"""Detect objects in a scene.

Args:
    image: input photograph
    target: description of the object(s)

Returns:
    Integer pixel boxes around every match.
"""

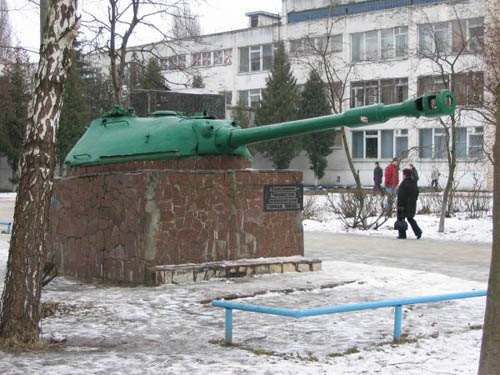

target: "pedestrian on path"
[384,158,399,211]
[373,162,383,192]
[431,166,440,190]
[396,168,422,240]
[409,163,419,185]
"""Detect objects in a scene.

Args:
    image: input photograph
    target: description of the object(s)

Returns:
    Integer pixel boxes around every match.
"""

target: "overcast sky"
[7,0,282,60]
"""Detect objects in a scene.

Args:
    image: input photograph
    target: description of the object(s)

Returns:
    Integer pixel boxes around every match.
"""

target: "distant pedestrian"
[373,162,383,191]
[384,158,399,211]
[431,166,440,190]
[409,164,419,185]
[396,168,422,240]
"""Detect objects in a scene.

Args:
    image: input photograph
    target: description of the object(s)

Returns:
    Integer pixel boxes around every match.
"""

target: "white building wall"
[141,0,491,190]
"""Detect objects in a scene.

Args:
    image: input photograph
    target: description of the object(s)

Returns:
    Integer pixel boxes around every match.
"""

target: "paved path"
[305,231,491,283]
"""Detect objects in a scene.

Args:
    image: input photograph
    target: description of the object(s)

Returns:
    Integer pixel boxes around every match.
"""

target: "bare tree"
[418,4,485,232]
[0,0,11,60]
[0,0,77,346]
[170,1,200,39]
[82,0,198,107]
[290,2,357,184]
[478,0,500,372]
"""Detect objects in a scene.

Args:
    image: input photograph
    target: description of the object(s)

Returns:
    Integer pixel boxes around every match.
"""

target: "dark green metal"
[64,90,456,167]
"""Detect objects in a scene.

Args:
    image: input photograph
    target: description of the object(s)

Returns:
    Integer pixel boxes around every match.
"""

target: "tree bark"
[0,0,77,345]
[478,86,500,375]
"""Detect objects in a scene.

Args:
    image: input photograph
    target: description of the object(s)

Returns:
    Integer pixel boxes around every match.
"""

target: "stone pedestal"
[49,156,304,284]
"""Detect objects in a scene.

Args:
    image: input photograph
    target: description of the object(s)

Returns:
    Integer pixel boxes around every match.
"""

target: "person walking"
[396,168,422,239]
[384,158,399,211]
[373,162,383,192]
[409,163,419,185]
[431,166,440,190]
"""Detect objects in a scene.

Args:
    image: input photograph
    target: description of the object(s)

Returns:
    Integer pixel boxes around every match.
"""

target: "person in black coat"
[396,168,423,239]
[373,162,383,191]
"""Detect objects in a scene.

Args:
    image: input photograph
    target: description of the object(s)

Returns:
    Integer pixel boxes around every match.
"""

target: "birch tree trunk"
[478,86,500,375]
[0,0,77,345]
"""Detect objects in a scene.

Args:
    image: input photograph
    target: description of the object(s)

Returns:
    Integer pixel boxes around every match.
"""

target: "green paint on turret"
[65,90,456,167]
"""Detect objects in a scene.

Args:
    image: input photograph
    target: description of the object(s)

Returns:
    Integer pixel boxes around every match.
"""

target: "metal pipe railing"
[212,290,487,345]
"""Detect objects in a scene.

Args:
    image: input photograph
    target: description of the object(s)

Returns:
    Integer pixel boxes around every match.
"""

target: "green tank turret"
[64,90,456,167]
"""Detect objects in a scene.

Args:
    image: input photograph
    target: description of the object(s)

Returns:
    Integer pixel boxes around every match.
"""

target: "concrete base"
[145,256,322,286]
[50,156,304,284]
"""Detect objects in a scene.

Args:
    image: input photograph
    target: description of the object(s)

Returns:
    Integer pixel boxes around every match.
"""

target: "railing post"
[225,308,233,345]
[393,305,402,341]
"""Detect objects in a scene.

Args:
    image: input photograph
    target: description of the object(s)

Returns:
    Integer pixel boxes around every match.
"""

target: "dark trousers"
[398,216,422,239]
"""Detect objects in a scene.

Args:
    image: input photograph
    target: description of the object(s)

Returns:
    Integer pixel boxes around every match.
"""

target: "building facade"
[108,0,493,190]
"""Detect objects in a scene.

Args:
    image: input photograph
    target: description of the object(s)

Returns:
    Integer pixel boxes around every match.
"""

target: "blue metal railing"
[213,290,487,344]
[0,221,12,234]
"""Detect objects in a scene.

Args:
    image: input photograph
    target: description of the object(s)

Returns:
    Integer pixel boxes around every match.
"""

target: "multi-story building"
[110,0,494,190]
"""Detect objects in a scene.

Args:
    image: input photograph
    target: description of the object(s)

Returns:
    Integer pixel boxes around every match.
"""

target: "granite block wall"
[50,157,304,283]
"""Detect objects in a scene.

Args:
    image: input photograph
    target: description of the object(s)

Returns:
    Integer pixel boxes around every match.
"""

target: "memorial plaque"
[263,184,303,212]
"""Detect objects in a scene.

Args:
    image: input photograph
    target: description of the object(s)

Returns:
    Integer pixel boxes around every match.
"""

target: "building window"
[191,49,232,69]
[352,131,364,158]
[351,129,408,159]
[161,55,186,71]
[289,34,342,56]
[365,130,378,159]
[202,52,211,66]
[239,44,277,73]
[250,46,261,71]
[395,129,409,158]
[351,26,408,62]
[418,18,484,55]
[468,126,484,159]
[419,127,477,159]
[213,50,223,65]
[262,44,273,70]
[223,49,233,64]
[317,34,342,53]
[220,91,233,105]
[251,15,259,28]
[418,72,483,106]
[351,78,408,108]
[238,89,262,107]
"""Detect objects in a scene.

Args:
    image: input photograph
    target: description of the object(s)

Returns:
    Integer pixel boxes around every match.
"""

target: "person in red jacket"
[384,158,399,211]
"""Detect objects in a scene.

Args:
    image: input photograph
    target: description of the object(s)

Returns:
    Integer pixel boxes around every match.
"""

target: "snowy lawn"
[0,237,487,374]
[303,194,493,244]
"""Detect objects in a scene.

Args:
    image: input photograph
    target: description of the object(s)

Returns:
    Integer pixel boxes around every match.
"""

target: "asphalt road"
[305,231,492,283]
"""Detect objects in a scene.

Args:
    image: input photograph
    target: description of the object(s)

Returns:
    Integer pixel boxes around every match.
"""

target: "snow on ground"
[0,192,491,373]
[0,238,487,374]
[303,194,493,244]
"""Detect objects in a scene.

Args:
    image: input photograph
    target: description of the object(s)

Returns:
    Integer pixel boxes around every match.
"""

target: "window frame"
[351,129,408,160]
[238,89,263,108]
[351,26,408,62]
[418,17,485,56]
[239,44,276,74]
[418,127,482,160]
[351,78,408,108]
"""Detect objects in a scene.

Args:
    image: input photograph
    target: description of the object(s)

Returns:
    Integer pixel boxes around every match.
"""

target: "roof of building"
[244,11,281,19]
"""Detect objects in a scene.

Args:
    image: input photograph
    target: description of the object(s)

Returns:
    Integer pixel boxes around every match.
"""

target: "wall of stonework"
[49,157,304,284]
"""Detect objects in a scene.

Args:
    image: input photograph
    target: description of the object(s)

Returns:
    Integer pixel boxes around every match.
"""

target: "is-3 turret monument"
[50,90,456,284]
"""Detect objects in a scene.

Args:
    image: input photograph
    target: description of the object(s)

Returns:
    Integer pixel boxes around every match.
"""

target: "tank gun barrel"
[64,90,456,167]
[225,90,456,149]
